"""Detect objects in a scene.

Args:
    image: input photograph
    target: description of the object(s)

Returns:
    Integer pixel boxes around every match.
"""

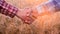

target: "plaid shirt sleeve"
[0,0,18,18]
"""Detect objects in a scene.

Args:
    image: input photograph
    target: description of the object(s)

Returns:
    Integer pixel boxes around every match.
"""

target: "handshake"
[16,7,39,24]
[0,0,57,24]
[0,0,39,24]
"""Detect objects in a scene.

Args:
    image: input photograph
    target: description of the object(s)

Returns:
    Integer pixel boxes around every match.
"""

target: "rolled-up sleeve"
[0,0,18,18]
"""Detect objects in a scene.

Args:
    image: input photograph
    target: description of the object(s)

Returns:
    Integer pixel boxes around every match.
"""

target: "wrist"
[16,9,22,18]
[32,7,39,18]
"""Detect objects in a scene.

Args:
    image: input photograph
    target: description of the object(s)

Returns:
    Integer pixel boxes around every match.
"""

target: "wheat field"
[0,0,60,34]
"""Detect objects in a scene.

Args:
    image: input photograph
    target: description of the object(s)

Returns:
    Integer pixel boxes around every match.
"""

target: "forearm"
[35,0,60,15]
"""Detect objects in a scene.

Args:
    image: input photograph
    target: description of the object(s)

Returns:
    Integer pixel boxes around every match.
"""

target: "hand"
[16,7,38,24]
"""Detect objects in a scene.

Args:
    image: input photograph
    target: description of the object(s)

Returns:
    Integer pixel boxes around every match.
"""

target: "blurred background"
[0,0,60,34]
